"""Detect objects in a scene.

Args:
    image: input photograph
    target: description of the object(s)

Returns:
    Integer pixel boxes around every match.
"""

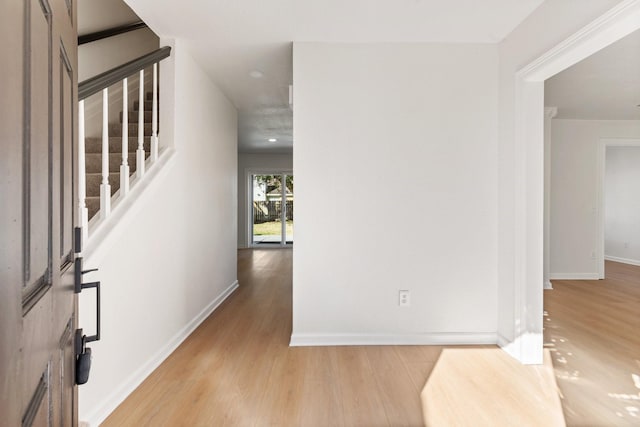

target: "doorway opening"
[510,1,640,365]
[251,173,293,246]
[533,15,640,424]
[544,27,640,285]
[599,140,640,274]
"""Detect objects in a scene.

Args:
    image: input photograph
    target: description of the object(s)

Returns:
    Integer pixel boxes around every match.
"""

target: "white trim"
[80,280,239,427]
[518,0,640,82]
[246,168,253,248]
[549,273,600,280]
[543,107,557,293]
[597,138,640,279]
[510,0,640,365]
[543,280,553,290]
[502,333,544,365]
[289,332,497,347]
[605,255,640,267]
[498,332,521,361]
[496,332,510,349]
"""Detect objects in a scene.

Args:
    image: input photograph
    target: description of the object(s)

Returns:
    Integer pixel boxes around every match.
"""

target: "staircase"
[84,92,155,219]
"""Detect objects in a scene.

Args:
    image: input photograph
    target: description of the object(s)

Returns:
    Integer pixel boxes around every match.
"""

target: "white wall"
[78,29,159,82]
[78,0,160,137]
[237,153,293,248]
[79,39,238,425]
[496,0,624,348]
[292,43,498,344]
[78,0,159,81]
[605,145,640,265]
[549,120,640,278]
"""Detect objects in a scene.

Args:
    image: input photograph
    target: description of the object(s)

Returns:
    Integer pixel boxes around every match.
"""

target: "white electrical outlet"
[399,290,410,307]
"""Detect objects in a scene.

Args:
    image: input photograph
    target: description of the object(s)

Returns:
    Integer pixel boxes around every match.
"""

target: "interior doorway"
[538,16,640,420]
[599,140,640,273]
[251,173,294,246]
[510,2,640,364]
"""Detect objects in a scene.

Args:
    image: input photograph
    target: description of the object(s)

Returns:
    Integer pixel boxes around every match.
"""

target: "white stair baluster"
[120,78,130,196]
[151,63,158,162]
[136,70,145,178]
[100,88,111,219]
[78,100,89,242]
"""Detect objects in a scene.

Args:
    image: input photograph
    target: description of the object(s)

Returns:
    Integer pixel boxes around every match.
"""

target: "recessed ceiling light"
[268,138,277,142]
[249,70,263,79]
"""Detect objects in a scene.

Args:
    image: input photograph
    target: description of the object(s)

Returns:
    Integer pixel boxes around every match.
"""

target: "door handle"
[74,257,101,343]
[73,257,101,385]
[73,228,101,385]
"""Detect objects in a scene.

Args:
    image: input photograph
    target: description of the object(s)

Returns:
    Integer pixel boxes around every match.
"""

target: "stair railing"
[78,46,171,241]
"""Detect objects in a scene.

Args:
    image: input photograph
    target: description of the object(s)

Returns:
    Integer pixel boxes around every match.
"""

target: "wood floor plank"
[421,348,565,427]
[296,346,346,427]
[102,249,579,427]
[334,346,390,426]
[545,260,640,427]
[365,346,425,426]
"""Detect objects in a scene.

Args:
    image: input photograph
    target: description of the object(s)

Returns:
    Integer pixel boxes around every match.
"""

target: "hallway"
[545,261,640,426]
[102,249,433,426]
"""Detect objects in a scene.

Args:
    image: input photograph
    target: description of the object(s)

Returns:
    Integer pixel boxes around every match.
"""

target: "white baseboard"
[289,332,497,347]
[81,280,239,427]
[497,332,519,361]
[496,332,510,349]
[497,332,544,365]
[503,334,543,365]
[605,255,640,267]
[544,280,553,290]
[549,273,599,280]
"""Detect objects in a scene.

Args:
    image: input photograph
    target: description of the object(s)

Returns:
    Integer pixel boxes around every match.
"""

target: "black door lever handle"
[74,258,98,292]
[73,228,101,386]
[74,257,101,342]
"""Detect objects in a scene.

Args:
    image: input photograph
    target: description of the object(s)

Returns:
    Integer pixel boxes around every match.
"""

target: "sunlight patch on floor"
[421,347,565,427]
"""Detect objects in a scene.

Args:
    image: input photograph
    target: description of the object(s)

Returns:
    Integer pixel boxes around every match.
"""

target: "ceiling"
[545,28,640,120]
[123,0,545,153]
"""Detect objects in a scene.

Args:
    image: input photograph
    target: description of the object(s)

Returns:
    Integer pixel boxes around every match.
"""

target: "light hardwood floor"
[103,249,574,426]
[103,249,437,426]
[545,260,640,426]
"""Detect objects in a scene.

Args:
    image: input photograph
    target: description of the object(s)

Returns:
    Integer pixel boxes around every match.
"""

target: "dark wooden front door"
[1,0,78,425]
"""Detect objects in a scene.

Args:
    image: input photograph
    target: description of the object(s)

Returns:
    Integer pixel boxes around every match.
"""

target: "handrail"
[78,46,171,100]
[78,21,148,45]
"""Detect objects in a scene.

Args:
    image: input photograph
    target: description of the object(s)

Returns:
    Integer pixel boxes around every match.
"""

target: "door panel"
[22,369,51,427]
[0,1,26,423]
[24,0,52,302]
[1,0,78,425]
[59,44,74,267]
[59,318,75,426]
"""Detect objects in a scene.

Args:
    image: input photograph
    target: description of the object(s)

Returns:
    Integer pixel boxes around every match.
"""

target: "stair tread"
[85,137,151,154]
[84,87,159,220]
[109,122,153,137]
[85,152,139,155]
[121,111,153,123]
[85,172,120,176]
[84,152,141,173]
[133,100,157,111]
